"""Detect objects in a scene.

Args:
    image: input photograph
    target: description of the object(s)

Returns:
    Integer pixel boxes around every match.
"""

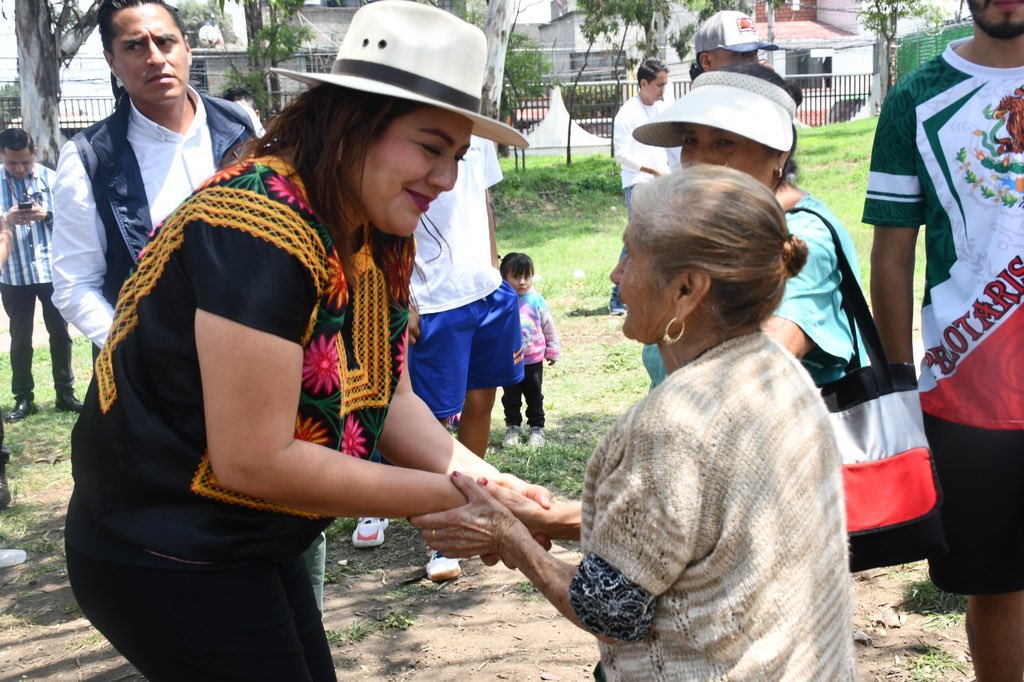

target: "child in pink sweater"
[499,253,560,448]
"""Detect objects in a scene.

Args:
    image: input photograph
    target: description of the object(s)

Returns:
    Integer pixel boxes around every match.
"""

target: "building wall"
[295,7,358,48]
[755,2,819,23]
[816,0,865,34]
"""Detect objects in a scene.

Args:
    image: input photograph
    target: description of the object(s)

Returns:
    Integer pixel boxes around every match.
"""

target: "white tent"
[523,88,611,157]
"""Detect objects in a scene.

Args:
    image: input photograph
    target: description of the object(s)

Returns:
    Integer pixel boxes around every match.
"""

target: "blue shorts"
[409,281,524,419]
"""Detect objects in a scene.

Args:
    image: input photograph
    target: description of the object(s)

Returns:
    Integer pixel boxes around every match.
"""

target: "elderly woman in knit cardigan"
[413,166,856,681]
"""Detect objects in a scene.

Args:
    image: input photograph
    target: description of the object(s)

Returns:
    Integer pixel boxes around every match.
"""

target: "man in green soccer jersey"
[864,2,1024,678]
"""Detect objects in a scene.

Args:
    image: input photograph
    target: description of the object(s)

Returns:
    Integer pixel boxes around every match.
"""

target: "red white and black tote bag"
[789,208,947,572]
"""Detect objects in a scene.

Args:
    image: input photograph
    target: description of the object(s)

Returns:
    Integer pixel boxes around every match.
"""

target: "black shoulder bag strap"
[786,207,894,393]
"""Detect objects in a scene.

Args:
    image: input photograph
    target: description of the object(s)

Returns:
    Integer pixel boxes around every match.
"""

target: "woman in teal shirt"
[635,62,864,389]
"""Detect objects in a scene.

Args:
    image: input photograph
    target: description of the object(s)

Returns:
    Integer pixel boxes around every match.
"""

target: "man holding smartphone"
[0,128,82,423]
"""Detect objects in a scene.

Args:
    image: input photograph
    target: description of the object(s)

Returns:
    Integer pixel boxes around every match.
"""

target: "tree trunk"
[612,28,628,159]
[16,0,62,167]
[566,41,596,167]
[481,0,513,121]
[244,0,269,100]
[886,11,898,95]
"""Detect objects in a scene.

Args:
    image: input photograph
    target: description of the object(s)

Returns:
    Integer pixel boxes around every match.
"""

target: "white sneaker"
[528,427,546,448]
[502,425,522,448]
[425,550,461,582]
[352,517,389,548]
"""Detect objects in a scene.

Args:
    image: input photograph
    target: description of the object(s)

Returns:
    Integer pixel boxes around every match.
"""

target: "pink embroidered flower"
[294,415,329,445]
[394,331,407,378]
[302,334,340,395]
[341,414,368,458]
[267,174,313,214]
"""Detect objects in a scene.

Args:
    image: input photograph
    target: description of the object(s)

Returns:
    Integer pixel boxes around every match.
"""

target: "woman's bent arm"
[197,310,466,518]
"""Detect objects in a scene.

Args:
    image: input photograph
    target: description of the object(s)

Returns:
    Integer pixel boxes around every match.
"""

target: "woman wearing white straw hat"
[63,2,543,679]
[631,62,865,389]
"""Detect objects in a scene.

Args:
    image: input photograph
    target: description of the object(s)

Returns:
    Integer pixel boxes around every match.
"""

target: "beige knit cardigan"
[581,332,855,681]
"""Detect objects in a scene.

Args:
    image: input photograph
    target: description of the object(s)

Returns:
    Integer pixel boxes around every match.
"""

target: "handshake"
[410,471,579,570]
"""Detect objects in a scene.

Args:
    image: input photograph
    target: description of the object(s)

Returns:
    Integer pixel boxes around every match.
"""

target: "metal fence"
[0,96,117,138]
[1,72,873,140]
[512,73,873,137]
[788,73,873,127]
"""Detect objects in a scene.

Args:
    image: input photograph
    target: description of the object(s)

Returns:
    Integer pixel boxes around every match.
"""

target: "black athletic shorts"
[924,413,1024,595]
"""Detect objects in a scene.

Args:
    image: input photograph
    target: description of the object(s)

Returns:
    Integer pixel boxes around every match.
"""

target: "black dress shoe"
[6,399,37,423]
[55,393,84,413]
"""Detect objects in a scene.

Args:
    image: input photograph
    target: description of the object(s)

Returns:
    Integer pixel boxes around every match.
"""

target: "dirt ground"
[0,476,973,682]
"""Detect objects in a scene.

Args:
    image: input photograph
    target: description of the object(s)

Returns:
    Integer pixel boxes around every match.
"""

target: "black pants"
[0,282,74,401]
[66,546,336,681]
[923,413,1024,595]
[502,361,545,428]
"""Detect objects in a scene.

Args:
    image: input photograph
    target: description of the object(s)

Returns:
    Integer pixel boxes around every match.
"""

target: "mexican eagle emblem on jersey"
[957,85,1024,208]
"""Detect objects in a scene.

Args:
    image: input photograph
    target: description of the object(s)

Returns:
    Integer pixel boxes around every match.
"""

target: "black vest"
[71,95,254,305]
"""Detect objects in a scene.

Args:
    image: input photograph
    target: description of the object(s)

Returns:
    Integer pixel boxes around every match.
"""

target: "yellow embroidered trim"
[338,244,393,414]
[190,452,323,519]
[96,184,329,413]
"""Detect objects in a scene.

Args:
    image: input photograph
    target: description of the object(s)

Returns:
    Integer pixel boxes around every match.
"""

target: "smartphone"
[17,200,32,210]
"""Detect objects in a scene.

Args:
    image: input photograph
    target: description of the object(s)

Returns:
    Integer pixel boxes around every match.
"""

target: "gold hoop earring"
[662,317,685,345]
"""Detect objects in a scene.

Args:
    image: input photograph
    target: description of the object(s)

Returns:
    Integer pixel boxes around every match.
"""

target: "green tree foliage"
[861,0,943,94]
[561,0,672,164]
[226,0,312,113]
[501,32,554,128]
[578,0,674,71]
[178,0,238,46]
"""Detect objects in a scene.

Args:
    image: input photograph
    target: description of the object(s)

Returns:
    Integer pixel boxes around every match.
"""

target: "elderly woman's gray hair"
[630,165,808,332]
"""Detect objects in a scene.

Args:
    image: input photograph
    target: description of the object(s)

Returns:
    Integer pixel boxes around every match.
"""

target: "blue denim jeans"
[609,185,636,308]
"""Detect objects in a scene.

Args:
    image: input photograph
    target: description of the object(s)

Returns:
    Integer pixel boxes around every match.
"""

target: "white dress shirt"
[613,95,678,189]
[51,88,215,348]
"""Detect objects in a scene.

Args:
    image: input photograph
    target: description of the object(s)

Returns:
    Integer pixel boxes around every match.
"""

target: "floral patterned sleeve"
[568,553,657,642]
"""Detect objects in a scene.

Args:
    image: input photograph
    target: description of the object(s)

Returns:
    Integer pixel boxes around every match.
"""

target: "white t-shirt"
[613,95,676,189]
[410,135,503,314]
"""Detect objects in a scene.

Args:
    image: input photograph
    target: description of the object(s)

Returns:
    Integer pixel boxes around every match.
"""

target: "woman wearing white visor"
[633,63,864,389]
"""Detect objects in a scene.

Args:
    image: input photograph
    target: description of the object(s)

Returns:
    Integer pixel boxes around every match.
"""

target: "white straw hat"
[632,71,796,152]
[272,1,527,148]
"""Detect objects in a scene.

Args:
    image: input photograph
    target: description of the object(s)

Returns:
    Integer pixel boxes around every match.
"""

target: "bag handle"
[785,207,895,393]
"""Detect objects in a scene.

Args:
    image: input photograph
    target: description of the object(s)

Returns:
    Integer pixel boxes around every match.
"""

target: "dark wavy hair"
[238,87,422,268]
[98,0,187,53]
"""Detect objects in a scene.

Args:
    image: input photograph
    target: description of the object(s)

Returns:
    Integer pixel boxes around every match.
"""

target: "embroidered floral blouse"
[65,159,414,566]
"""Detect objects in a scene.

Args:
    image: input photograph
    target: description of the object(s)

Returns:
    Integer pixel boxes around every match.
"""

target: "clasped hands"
[411,471,553,568]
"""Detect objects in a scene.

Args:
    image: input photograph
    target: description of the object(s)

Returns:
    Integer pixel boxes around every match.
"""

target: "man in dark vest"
[51,0,253,348]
